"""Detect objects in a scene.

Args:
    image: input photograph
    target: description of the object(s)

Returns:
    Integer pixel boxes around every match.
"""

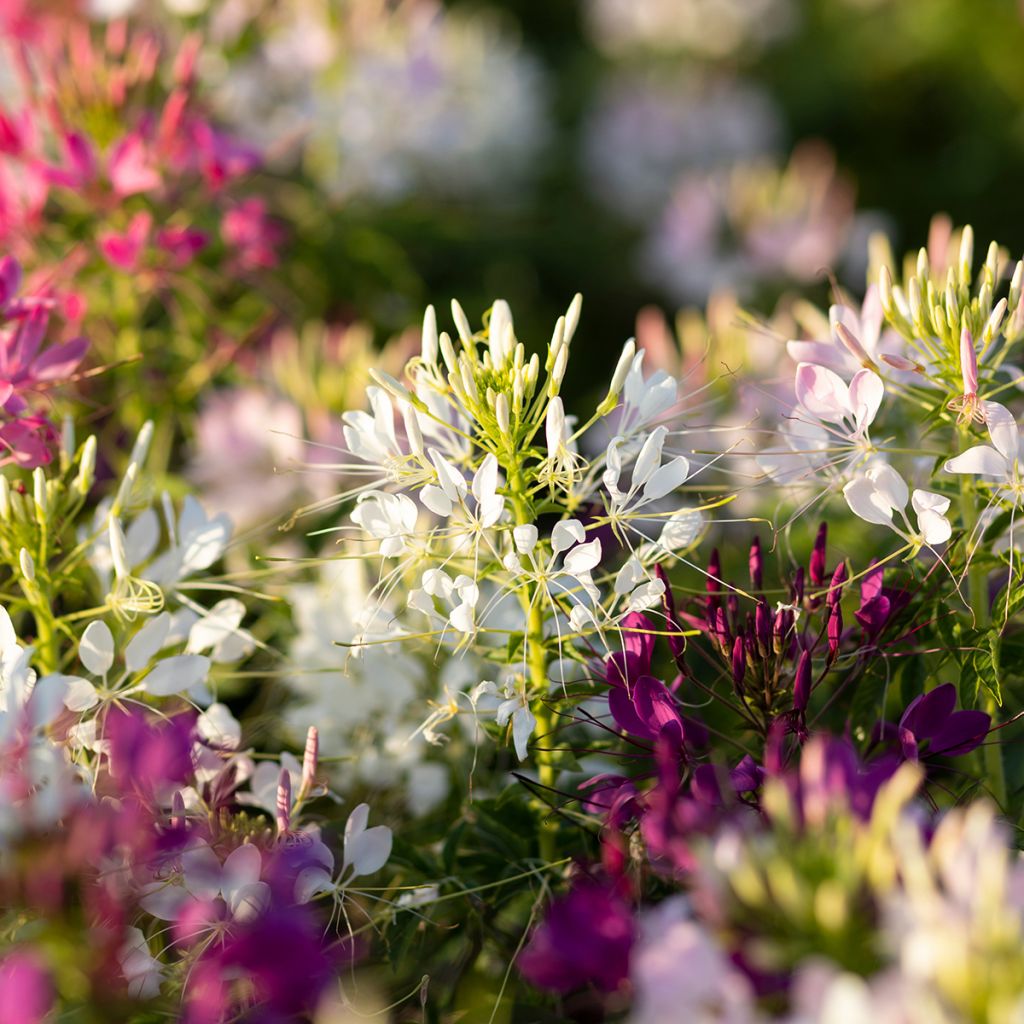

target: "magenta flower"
[0,951,52,1024]
[519,877,634,994]
[221,199,284,271]
[895,683,990,761]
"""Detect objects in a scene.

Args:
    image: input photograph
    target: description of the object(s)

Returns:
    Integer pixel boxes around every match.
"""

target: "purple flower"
[519,877,634,994]
[895,683,990,761]
[854,561,910,639]
[105,708,195,803]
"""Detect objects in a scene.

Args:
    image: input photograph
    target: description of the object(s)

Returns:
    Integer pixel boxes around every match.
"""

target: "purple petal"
[899,683,957,740]
[930,710,991,757]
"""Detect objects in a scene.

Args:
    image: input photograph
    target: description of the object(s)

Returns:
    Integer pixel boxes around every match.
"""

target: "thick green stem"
[958,448,1007,810]
[507,457,558,862]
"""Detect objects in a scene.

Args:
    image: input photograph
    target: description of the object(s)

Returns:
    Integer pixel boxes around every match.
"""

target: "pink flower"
[0,951,52,1024]
[99,211,153,272]
[108,134,162,197]
[220,199,283,271]
[156,225,209,268]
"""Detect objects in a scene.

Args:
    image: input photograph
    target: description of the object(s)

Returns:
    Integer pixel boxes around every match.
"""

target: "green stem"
[507,454,558,862]
[958,442,1007,810]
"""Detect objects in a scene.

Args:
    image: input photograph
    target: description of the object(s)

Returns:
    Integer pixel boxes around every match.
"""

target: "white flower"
[472,678,537,761]
[0,607,65,743]
[118,927,164,1000]
[294,804,392,904]
[843,465,952,548]
[944,402,1022,487]
[145,496,233,587]
[351,490,419,556]
[617,351,678,436]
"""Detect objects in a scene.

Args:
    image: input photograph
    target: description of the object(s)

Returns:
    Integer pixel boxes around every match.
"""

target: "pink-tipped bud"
[714,606,732,652]
[809,523,827,587]
[749,537,763,590]
[275,769,292,836]
[827,563,847,609]
[731,636,746,693]
[301,726,319,795]
[827,606,843,662]
[171,790,186,830]
[960,327,978,397]
[755,601,771,656]
[834,322,875,369]
[793,649,812,713]
[880,353,922,373]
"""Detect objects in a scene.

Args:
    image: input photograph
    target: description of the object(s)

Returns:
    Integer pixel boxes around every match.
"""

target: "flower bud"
[983,298,1007,347]
[713,606,731,652]
[958,224,974,286]
[439,331,457,374]
[301,726,319,797]
[109,517,130,580]
[827,562,847,609]
[32,467,46,521]
[495,392,510,435]
[755,601,771,657]
[959,327,978,396]
[810,523,827,587]
[731,635,746,693]
[1010,261,1024,314]
[61,415,75,469]
[275,769,292,835]
[130,420,154,468]
[75,435,97,496]
[19,547,34,583]
[451,299,473,345]
[749,536,763,590]
[793,649,812,713]
[791,567,805,605]
[880,353,921,372]
[834,322,875,369]
[421,305,438,365]
[0,476,9,521]
[827,605,843,662]
[608,340,636,399]
[564,293,583,344]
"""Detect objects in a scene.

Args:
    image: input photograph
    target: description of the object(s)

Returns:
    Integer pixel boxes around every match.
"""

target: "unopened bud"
[439,331,457,374]
[301,726,319,796]
[1010,261,1024,314]
[749,536,763,590]
[880,353,922,373]
[983,298,1007,345]
[421,305,438,365]
[564,293,583,344]
[548,346,568,396]
[959,327,978,396]
[731,635,746,693]
[495,392,510,435]
[19,547,34,583]
[834,322,875,369]
[985,240,999,287]
[0,476,9,521]
[827,606,843,662]
[130,420,154,468]
[75,435,97,496]
[111,462,138,517]
[546,316,565,371]
[810,523,827,587]
[61,415,75,469]
[32,467,46,521]
[958,225,974,286]
[450,299,473,345]
[793,649,812,713]
[275,769,292,835]
[609,340,636,399]
[369,369,414,407]
[827,562,847,609]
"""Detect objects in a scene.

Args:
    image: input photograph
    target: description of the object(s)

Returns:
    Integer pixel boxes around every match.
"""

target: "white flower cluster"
[341,295,708,761]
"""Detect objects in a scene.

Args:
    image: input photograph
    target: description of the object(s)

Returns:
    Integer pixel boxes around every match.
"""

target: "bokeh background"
[132,0,1024,394]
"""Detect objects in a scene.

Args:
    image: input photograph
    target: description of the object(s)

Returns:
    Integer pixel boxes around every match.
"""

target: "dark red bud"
[749,536,763,590]
[827,562,847,609]
[793,649,812,712]
[810,523,827,587]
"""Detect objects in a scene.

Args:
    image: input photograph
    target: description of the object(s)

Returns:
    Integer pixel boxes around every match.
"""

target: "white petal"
[29,673,74,726]
[633,427,667,487]
[512,705,536,761]
[196,702,241,749]
[229,881,270,922]
[513,524,538,554]
[186,599,245,655]
[911,489,951,517]
[563,538,602,575]
[794,362,851,423]
[344,825,392,878]
[140,654,211,696]
[843,477,896,526]
[124,613,171,672]
[656,509,703,551]
[221,843,263,896]
[59,674,100,713]
[80,620,115,676]
[642,456,690,503]
[551,519,586,553]
[944,444,1007,476]
[868,463,909,510]
[918,508,952,545]
[420,484,452,518]
[295,866,334,904]
[847,369,884,431]
[984,402,1020,463]
[472,454,499,505]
